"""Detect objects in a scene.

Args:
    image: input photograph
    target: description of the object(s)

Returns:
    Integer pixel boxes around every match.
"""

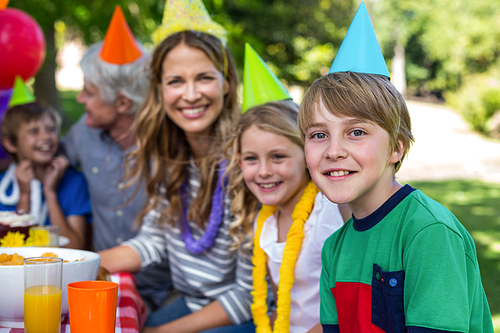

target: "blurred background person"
[61,6,171,313]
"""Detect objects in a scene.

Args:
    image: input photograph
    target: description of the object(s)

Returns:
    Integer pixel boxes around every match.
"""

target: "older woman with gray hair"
[61,13,172,312]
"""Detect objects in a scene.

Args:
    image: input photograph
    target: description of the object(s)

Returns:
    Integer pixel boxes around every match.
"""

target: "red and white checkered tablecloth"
[0,272,147,333]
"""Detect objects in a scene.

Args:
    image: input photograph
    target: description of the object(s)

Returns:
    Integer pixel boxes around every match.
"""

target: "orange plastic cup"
[67,281,118,333]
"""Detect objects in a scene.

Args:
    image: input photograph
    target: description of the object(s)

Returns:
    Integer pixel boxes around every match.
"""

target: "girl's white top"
[259,192,344,333]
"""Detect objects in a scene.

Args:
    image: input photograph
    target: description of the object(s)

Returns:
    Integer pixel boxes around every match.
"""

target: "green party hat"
[329,1,390,78]
[242,43,291,113]
[9,76,36,107]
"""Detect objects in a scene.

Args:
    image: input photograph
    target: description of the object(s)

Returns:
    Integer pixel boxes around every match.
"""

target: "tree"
[371,0,415,95]
[373,0,500,98]
[209,0,355,87]
[9,0,356,109]
[11,0,500,107]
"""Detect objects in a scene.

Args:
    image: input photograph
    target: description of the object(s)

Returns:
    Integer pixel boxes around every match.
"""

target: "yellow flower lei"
[0,231,27,247]
[251,180,319,333]
[32,228,51,246]
[0,228,43,247]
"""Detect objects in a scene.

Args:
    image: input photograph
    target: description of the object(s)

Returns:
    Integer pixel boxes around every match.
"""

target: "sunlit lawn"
[404,179,500,332]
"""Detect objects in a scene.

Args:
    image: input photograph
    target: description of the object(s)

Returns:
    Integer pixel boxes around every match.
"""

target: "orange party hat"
[0,0,9,10]
[100,5,142,65]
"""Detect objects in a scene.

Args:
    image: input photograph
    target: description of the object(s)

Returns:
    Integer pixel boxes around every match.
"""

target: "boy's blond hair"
[1,101,61,163]
[298,72,414,172]
[224,99,305,251]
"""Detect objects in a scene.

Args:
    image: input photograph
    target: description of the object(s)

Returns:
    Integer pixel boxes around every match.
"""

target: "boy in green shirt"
[297,2,494,332]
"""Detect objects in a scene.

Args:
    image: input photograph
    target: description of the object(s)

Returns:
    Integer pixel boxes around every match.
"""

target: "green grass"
[404,179,500,331]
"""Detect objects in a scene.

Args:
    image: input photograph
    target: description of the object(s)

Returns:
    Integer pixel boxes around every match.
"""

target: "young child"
[0,101,91,249]
[99,1,255,332]
[298,3,494,332]
[226,100,347,333]
[225,44,348,333]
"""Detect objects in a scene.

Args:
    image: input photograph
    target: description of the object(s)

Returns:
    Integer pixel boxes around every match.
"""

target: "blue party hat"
[329,1,390,78]
[242,43,291,113]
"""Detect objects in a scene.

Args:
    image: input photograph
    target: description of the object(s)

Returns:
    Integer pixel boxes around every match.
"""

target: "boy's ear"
[390,140,405,164]
[115,94,132,115]
[1,137,17,155]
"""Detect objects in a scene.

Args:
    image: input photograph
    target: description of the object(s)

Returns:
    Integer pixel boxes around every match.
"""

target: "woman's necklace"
[251,180,319,333]
[179,161,226,254]
[0,163,48,225]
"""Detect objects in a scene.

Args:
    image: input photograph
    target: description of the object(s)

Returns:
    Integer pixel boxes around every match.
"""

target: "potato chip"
[0,252,82,265]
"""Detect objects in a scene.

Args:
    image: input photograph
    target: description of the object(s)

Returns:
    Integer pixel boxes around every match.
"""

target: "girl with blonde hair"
[225,44,348,332]
[225,99,348,333]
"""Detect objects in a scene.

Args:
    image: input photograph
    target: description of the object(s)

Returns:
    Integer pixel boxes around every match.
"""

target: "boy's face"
[12,114,58,165]
[303,102,402,218]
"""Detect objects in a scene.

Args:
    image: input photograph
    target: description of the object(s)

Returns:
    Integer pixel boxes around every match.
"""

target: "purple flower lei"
[179,161,227,254]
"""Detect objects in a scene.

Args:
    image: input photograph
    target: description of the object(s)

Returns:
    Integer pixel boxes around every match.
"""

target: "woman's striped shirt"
[123,164,253,324]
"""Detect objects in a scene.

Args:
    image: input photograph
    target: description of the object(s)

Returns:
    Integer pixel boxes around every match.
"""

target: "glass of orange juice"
[24,257,63,333]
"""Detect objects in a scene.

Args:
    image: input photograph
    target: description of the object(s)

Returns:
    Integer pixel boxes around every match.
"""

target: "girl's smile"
[257,181,283,191]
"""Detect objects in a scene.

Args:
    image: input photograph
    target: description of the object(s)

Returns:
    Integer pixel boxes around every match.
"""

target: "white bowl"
[0,247,100,328]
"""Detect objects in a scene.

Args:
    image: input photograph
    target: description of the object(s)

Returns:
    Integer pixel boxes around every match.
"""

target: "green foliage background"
[7,0,500,105]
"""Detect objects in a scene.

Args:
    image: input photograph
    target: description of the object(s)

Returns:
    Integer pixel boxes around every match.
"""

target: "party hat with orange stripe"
[100,6,142,65]
[9,76,35,107]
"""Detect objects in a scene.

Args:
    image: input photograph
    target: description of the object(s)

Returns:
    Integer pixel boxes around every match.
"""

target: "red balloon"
[0,8,46,89]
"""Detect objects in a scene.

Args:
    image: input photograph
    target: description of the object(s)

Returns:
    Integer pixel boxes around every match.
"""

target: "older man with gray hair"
[62,7,171,312]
